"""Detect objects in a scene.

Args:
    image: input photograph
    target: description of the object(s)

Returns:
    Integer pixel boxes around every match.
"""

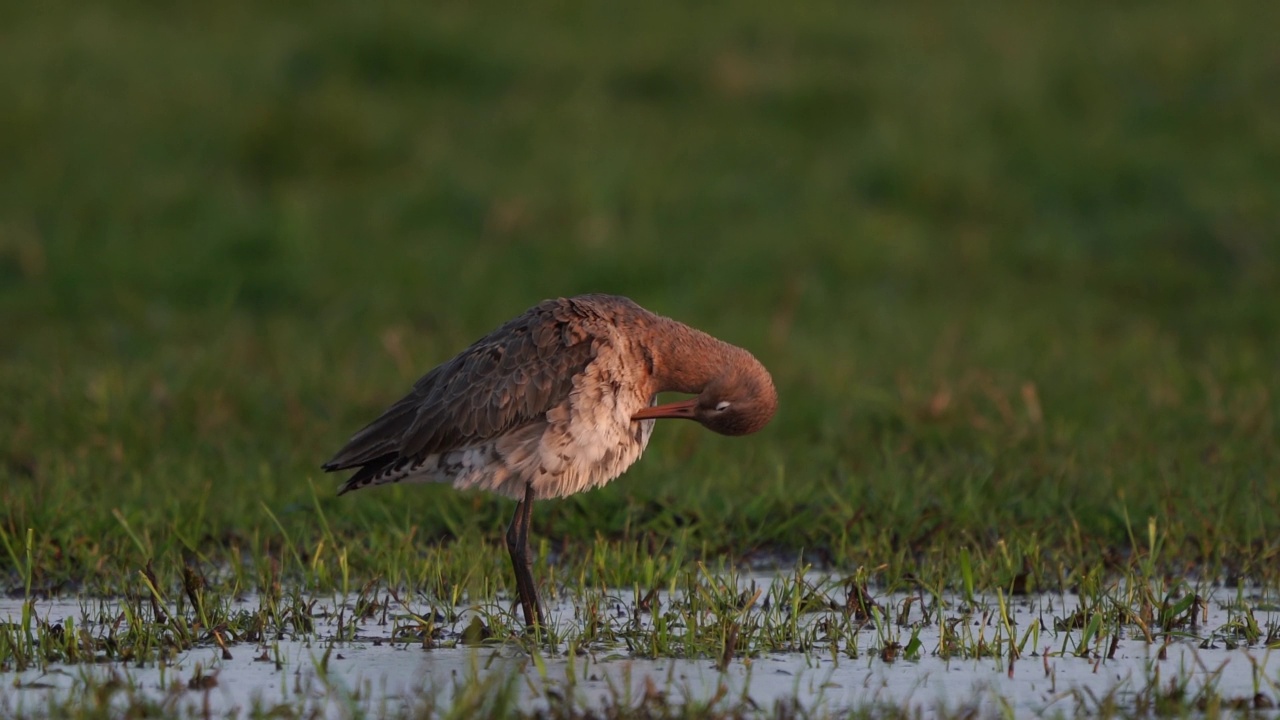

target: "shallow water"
[2,576,1278,717]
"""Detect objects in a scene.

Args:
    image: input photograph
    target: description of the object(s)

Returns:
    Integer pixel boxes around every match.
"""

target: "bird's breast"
[527,350,655,499]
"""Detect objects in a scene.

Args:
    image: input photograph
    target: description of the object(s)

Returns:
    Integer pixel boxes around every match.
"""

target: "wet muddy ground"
[3,576,1277,717]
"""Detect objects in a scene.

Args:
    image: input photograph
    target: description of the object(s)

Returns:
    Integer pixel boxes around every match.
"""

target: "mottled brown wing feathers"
[322,299,600,478]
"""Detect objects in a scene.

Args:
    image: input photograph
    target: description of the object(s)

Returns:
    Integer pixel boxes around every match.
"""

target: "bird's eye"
[714,401,732,412]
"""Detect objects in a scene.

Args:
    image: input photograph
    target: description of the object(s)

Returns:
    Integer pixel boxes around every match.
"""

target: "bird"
[322,294,778,629]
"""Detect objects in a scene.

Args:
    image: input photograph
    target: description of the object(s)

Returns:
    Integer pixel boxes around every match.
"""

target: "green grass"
[1,0,1278,637]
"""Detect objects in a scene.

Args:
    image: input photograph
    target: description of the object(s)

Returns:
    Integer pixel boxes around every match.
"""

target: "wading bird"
[323,294,777,628]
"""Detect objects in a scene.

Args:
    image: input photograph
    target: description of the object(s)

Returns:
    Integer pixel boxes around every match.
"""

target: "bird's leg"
[505,482,545,630]
[519,488,545,628]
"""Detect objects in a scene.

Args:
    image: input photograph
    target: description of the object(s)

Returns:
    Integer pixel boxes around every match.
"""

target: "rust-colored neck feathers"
[640,315,778,437]
[644,317,737,393]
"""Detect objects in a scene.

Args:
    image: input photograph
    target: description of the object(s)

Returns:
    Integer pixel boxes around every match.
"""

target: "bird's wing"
[322,299,600,473]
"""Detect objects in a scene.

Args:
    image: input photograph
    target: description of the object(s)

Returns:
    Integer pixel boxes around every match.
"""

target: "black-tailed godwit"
[323,294,777,628]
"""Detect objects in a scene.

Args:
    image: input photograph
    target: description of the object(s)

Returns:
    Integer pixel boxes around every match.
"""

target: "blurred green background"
[2,0,1277,588]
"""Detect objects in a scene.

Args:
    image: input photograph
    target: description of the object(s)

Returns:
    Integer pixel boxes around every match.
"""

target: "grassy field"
[2,0,1279,712]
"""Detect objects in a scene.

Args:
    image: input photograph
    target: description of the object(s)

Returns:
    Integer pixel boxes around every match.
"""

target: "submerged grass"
[1,0,1279,714]
[2,568,1278,717]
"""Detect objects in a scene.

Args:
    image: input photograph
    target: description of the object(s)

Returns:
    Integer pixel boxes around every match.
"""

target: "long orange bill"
[632,398,698,421]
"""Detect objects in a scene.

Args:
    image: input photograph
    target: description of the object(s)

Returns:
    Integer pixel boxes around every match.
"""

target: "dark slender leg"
[506,482,544,629]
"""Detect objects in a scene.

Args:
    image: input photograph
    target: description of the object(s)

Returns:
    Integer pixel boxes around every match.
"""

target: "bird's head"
[633,352,777,436]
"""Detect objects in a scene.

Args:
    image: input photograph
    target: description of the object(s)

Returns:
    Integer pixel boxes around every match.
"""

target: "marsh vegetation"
[2,0,1278,715]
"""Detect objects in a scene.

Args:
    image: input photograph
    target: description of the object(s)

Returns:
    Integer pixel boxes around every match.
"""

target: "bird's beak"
[632,398,698,421]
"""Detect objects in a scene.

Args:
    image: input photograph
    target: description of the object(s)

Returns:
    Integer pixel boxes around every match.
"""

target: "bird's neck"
[646,317,742,395]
